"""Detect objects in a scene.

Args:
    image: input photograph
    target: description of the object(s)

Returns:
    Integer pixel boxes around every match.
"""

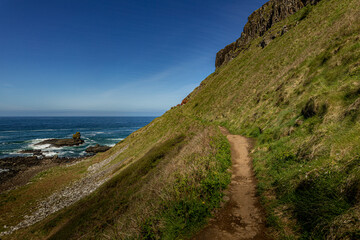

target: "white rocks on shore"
[0,145,128,236]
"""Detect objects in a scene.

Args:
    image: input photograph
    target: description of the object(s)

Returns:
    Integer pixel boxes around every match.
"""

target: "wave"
[27,139,64,152]
[9,151,32,156]
[42,151,58,157]
[108,138,124,141]
[30,129,65,132]
[0,129,72,133]
[0,168,9,173]
[33,144,52,150]
[27,139,50,150]
[0,140,28,146]
[84,131,105,137]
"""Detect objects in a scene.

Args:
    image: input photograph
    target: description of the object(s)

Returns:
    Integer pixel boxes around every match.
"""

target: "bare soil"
[193,128,270,240]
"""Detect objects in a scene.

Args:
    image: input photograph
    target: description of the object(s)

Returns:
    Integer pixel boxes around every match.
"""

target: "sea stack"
[36,132,84,147]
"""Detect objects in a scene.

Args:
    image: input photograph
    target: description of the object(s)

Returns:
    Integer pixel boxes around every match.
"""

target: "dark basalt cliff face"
[215,0,321,68]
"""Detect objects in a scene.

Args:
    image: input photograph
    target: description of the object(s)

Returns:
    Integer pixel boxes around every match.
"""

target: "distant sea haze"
[0,117,155,159]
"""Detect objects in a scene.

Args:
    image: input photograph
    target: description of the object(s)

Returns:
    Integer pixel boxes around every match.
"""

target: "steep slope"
[193,129,268,239]
[183,0,360,238]
[2,113,232,239]
[215,0,321,68]
[1,0,359,239]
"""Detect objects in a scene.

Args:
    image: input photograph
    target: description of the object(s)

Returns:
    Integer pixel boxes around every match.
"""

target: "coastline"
[0,155,89,193]
[0,116,153,160]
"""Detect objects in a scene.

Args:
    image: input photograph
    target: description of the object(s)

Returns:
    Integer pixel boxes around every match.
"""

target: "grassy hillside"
[2,0,359,239]
[4,112,232,239]
[181,0,360,238]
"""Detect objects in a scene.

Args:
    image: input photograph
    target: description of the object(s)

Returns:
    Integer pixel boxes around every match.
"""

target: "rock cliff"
[215,0,321,68]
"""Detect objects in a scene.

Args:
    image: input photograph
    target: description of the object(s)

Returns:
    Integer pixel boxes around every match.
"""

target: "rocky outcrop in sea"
[35,132,84,147]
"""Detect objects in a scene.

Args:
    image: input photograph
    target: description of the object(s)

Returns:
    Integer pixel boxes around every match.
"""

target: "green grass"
[3,0,360,239]
[138,134,231,239]
[44,135,186,239]
[179,0,360,238]
[6,115,232,239]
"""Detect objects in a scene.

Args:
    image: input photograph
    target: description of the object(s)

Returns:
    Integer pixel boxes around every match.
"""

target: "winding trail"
[193,128,269,240]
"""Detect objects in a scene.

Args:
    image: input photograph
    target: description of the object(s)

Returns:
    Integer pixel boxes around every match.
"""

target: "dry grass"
[2,0,360,239]
[106,128,216,238]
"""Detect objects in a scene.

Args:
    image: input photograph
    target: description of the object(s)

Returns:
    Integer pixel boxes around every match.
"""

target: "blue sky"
[0,0,267,116]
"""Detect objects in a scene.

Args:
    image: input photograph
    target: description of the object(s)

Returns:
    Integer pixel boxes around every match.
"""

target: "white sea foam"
[27,139,59,150]
[0,168,9,173]
[24,139,65,157]
[83,137,96,143]
[42,151,58,157]
[0,129,72,133]
[108,138,124,141]
[28,138,49,146]
[84,133,96,137]
[85,131,105,137]
[10,151,32,156]
[31,129,57,132]
[108,144,116,147]
[33,144,52,150]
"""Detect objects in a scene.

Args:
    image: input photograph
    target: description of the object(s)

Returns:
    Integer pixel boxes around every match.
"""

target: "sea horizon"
[0,116,155,160]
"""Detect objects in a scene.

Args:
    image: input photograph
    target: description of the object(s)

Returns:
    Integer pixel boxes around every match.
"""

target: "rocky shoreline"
[0,155,87,192]
[0,132,112,192]
[0,145,129,237]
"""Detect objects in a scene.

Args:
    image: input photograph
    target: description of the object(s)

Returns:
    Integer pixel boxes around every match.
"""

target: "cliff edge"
[215,0,321,68]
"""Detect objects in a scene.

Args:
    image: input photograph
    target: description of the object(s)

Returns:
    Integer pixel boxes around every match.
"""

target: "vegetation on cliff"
[185,0,360,238]
[1,0,359,239]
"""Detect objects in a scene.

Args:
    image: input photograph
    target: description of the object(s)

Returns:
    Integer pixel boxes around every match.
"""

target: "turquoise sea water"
[0,117,155,159]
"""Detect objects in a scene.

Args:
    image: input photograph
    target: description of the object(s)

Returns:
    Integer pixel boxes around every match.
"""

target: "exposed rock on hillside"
[215,0,321,68]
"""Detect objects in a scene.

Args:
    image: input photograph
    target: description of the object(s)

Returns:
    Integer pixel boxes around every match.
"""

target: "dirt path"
[193,128,269,240]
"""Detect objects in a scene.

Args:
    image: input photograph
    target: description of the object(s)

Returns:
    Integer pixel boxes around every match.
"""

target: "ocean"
[0,117,155,159]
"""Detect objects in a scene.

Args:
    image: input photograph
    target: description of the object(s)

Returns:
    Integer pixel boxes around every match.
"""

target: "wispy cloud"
[36,57,207,113]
